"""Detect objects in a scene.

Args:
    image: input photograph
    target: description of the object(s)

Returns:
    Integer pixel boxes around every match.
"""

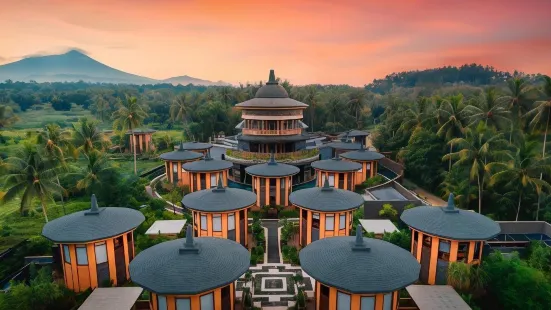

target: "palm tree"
[325,93,343,132]
[400,97,434,139]
[462,87,511,130]
[72,118,110,156]
[94,95,110,122]
[347,89,369,129]
[525,75,551,219]
[502,77,531,143]
[443,123,509,214]
[218,87,233,105]
[0,104,19,128]
[302,85,319,132]
[436,94,466,171]
[170,94,193,139]
[112,96,147,175]
[488,138,551,220]
[0,144,64,222]
[73,150,114,192]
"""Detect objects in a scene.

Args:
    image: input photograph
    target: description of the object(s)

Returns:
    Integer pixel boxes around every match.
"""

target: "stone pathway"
[262,220,281,264]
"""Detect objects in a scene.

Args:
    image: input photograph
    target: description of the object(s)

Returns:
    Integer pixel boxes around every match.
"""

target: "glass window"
[210,174,217,187]
[201,215,207,230]
[328,175,335,186]
[76,246,88,265]
[339,214,346,229]
[173,163,178,173]
[176,298,191,310]
[383,293,392,310]
[361,296,375,310]
[63,245,71,263]
[95,243,108,264]
[337,291,351,310]
[200,293,214,310]
[326,215,334,231]
[213,215,222,232]
[228,214,235,230]
[158,295,167,310]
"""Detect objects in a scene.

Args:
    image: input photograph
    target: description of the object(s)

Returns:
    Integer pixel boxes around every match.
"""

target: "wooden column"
[428,237,440,285]
[276,178,281,205]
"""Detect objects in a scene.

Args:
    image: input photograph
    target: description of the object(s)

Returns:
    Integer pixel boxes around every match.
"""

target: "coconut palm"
[94,95,110,122]
[504,76,531,121]
[170,94,194,140]
[436,94,466,171]
[488,138,551,220]
[347,89,369,129]
[0,144,64,222]
[325,93,344,132]
[218,87,233,105]
[399,97,434,138]
[112,96,147,175]
[302,85,320,132]
[462,87,511,130]
[72,150,114,192]
[72,118,110,156]
[443,122,509,214]
[0,104,19,128]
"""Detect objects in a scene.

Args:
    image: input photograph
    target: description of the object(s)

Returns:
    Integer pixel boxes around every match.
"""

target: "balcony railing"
[242,128,302,135]
[226,149,319,162]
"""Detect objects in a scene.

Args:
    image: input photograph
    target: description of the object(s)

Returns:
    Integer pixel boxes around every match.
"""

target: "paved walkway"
[404,179,446,206]
[262,220,281,264]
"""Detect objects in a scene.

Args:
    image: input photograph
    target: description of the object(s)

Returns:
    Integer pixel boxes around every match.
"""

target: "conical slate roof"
[42,195,145,243]
[160,141,203,161]
[312,153,362,172]
[180,141,213,151]
[245,153,300,177]
[182,151,232,172]
[400,194,501,240]
[181,178,256,212]
[341,144,385,161]
[338,129,370,138]
[289,178,364,212]
[130,226,250,295]
[300,225,420,294]
[235,70,308,108]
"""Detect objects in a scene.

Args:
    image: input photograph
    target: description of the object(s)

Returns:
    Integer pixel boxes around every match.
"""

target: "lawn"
[10,105,105,130]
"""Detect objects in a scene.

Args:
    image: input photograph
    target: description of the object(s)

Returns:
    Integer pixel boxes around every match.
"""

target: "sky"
[1,0,550,86]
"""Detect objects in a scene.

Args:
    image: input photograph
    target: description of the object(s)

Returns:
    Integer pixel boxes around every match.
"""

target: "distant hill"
[0,50,229,86]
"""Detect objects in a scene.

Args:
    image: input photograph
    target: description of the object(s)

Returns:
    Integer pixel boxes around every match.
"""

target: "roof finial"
[268,152,277,165]
[267,69,277,84]
[352,224,370,251]
[321,176,333,191]
[204,150,212,161]
[334,152,341,160]
[180,225,199,254]
[178,140,185,150]
[447,193,455,210]
[212,177,226,192]
[85,194,102,215]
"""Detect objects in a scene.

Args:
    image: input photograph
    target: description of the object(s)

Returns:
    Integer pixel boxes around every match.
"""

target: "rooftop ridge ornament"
[352,224,370,251]
[443,193,460,213]
[212,177,226,193]
[178,140,185,151]
[179,225,199,254]
[204,150,213,161]
[321,176,333,192]
[334,152,341,161]
[267,69,278,85]
[268,152,277,165]
[84,194,104,215]
[359,143,365,151]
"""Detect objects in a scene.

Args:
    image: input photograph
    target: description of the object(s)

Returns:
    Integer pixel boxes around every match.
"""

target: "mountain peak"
[62,49,88,57]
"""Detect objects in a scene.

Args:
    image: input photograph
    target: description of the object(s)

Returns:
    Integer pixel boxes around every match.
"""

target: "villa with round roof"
[289,178,364,246]
[181,152,232,192]
[130,226,250,310]
[341,144,385,185]
[180,141,213,156]
[400,194,501,285]
[160,142,203,186]
[181,179,256,247]
[42,195,145,292]
[300,225,420,310]
[245,153,299,208]
[312,153,362,190]
[126,128,156,154]
[338,129,370,148]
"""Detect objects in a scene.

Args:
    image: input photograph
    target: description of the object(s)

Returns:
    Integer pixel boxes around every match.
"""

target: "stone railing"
[226,149,319,162]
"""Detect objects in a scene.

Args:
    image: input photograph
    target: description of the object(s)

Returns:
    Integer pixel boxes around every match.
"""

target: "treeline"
[373,75,551,221]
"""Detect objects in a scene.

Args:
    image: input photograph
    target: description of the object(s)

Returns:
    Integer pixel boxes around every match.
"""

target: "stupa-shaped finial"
[267,69,277,84]
[352,224,370,251]
[443,193,460,213]
[321,176,333,191]
[204,150,213,161]
[212,177,225,192]
[180,225,199,254]
[268,152,277,165]
[178,140,185,150]
[85,194,102,215]
[334,152,341,160]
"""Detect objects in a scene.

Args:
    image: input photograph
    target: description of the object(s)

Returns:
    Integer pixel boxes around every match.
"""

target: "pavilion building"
[181,152,232,192]
[130,226,250,310]
[300,225,420,310]
[127,128,156,154]
[160,142,203,186]
[180,141,213,156]
[42,195,145,292]
[245,153,299,208]
[338,129,370,148]
[289,178,364,246]
[400,194,501,285]
[227,69,318,186]
[181,179,256,248]
[311,153,362,190]
[326,135,364,157]
[341,145,385,185]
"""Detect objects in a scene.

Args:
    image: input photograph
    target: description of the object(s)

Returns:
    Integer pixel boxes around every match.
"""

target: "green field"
[10,106,105,130]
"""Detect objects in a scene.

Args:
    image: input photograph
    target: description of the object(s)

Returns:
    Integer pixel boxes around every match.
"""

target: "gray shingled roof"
[181,179,256,212]
[180,141,213,151]
[289,178,364,212]
[130,226,250,295]
[181,152,232,172]
[245,154,300,177]
[400,194,501,240]
[160,142,203,161]
[338,129,370,138]
[235,70,308,108]
[326,141,363,151]
[341,145,385,161]
[42,195,145,243]
[300,226,420,294]
[311,154,362,172]
[237,134,310,143]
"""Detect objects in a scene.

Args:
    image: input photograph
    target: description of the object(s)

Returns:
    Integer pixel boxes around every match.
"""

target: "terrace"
[225,149,319,163]
[486,221,551,253]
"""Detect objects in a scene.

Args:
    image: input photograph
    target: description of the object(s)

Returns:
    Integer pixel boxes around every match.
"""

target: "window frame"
[213,214,222,232]
[63,245,71,264]
[76,245,88,265]
[200,214,208,231]
[200,292,214,310]
[337,291,351,310]
[339,214,346,230]
[325,215,335,231]
[176,297,191,310]
[95,242,108,264]
[228,213,235,231]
